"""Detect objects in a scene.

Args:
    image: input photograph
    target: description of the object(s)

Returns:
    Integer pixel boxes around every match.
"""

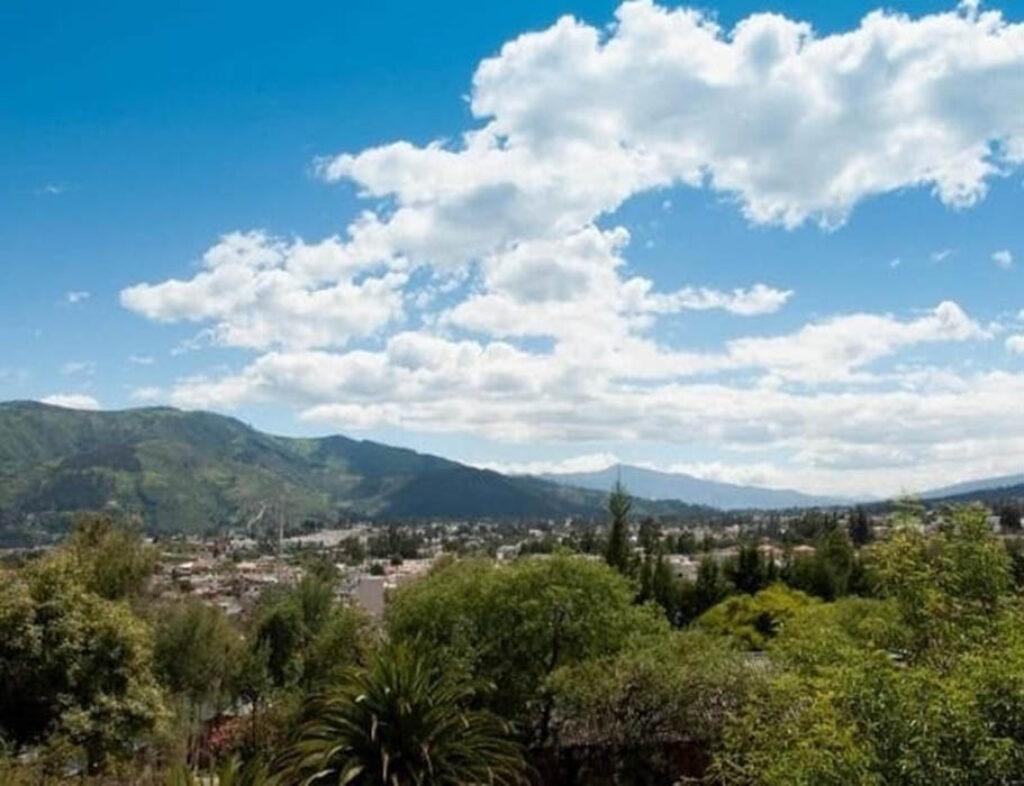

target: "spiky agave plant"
[274,644,527,785]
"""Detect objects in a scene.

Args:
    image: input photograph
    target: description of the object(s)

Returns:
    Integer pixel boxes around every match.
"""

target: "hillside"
[541,463,848,511]
[0,402,707,544]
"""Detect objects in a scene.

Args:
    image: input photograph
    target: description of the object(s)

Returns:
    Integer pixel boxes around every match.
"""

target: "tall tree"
[998,501,1022,533]
[604,481,633,576]
[154,599,241,763]
[848,506,873,546]
[728,541,766,595]
[651,551,676,618]
[695,557,729,613]
[638,517,662,554]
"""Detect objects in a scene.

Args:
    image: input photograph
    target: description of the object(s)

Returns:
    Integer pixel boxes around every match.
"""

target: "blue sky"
[1,0,1022,495]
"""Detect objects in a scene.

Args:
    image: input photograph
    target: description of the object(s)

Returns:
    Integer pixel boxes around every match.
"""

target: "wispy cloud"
[474,453,619,476]
[35,183,75,196]
[66,290,90,304]
[130,386,163,403]
[40,393,100,410]
[170,330,215,356]
[992,249,1014,269]
[60,360,96,376]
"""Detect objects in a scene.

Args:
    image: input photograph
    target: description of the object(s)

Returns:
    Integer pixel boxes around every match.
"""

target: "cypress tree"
[604,481,632,576]
[848,506,873,546]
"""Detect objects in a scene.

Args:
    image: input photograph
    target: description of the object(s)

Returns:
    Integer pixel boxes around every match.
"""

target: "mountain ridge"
[0,401,710,544]
[540,462,851,510]
[919,473,1024,500]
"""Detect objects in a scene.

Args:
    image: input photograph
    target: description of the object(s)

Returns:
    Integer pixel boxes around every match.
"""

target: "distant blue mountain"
[540,463,849,510]
[920,473,1024,500]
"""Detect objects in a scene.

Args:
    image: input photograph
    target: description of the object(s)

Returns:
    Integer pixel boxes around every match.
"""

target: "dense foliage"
[4,501,1024,784]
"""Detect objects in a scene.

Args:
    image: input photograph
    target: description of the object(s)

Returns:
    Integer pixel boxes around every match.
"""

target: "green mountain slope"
[0,401,707,543]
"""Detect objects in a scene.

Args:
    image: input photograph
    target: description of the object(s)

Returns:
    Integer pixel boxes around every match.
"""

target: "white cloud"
[441,226,789,345]
[724,301,988,383]
[125,3,1023,355]
[37,184,73,196]
[993,249,1014,268]
[121,1,1024,496]
[164,300,990,427]
[60,360,96,376]
[475,452,620,475]
[660,461,783,488]
[129,355,155,365]
[931,249,954,262]
[121,232,408,350]
[322,1,1024,239]
[66,290,90,304]
[646,283,792,316]
[40,393,101,410]
[130,386,164,403]
[1007,334,1024,354]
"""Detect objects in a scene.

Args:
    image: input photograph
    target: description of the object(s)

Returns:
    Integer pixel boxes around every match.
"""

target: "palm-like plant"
[165,755,269,786]
[274,644,528,785]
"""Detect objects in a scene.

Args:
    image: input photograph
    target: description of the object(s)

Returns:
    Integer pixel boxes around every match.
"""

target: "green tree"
[154,599,241,763]
[848,506,872,546]
[604,482,633,576]
[695,556,729,611]
[0,554,164,772]
[252,597,305,687]
[696,584,817,650]
[637,549,655,603]
[651,551,675,616]
[550,630,761,782]
[339,535,366,565]
[249,575,363,690]
[231,641,273,753]
[998,501,1022,533]
[873,504,1012,664]
[386,553,667,745]
[711,522,1024,786]
[712,672,880,786]
[786,529,857,601]
[727,541,766,595]
[155,599,240,707]
[274,645,527,786]
[302,604,373,689]
[637,517,661,554]
[66,513,157,601]
[1006,538,1024,590]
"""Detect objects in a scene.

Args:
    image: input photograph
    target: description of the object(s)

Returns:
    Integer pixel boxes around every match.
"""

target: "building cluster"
[140,503,1015,620]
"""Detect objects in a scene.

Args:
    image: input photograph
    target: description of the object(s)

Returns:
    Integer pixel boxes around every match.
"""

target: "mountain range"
[0,401,709,545]
[0,401,1019,546]
[540,463,850,511]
